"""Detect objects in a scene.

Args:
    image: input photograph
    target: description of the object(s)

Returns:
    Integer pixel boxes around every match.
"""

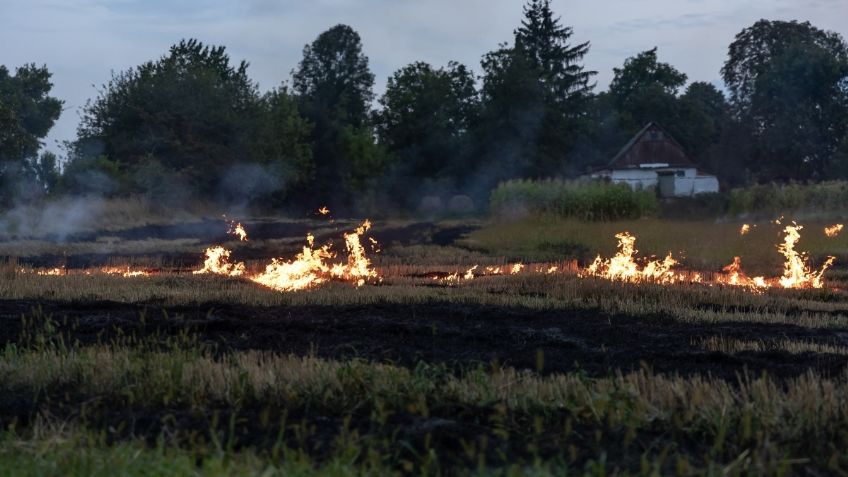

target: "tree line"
[2,0,847,213]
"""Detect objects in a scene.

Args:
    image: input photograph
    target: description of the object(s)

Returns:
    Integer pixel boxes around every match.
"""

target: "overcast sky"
[3,0,848,156]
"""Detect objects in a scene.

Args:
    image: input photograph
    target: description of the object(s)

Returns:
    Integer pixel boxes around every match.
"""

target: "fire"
[777,224,834,289]
[251,234,335,291]
[582,232,679,284]
[510,263,524,274]
[434,265,478,283]
[250,220,380,291]
[36,267,64,276]
[717,256,767,289]
[825,224,843,237]
[228,221,248,241]
[333,220,379,287]
[318,206,330,216]
[100,266,152,277]
[740,224,750,235]
[193,246,245,277]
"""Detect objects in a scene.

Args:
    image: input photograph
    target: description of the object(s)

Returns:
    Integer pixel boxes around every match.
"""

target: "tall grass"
[490,179,658,221]
[729,181,848,216]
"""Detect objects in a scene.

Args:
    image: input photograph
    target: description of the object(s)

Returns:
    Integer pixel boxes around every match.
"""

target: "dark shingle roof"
[607,122,696,169]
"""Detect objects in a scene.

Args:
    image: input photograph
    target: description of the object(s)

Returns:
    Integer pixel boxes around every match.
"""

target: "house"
[581,122,719,197]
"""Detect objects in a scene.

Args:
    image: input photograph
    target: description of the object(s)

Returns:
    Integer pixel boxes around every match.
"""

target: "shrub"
[728,181,848,216]
[490,179,658,221]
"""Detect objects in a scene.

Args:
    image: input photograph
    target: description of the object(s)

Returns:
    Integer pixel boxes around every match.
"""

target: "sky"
[3,0,848,156]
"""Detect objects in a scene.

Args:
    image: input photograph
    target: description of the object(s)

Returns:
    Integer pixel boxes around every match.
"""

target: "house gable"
[607,122,696,169]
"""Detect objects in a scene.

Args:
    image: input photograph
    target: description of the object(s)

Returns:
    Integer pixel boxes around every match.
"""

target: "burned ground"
[3,298,848,380]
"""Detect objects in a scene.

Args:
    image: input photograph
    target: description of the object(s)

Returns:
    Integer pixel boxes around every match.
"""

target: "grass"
[3,264,848,330]
[3,322,848,475]
[5,213,848,473]
[463,216,848,275]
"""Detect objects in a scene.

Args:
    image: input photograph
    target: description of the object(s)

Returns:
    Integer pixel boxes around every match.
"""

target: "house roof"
[605,122,696,169]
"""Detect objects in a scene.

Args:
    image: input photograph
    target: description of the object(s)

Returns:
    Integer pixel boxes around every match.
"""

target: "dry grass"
[696,336,848,355]
[5,336,848,474]
[2,266,848,329]
[464,217,848,274]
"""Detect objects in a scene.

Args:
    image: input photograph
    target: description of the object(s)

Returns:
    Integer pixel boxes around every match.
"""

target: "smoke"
[0,196,107,241]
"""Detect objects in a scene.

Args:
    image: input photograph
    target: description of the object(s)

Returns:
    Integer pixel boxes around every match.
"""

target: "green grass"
[490,179,658,221]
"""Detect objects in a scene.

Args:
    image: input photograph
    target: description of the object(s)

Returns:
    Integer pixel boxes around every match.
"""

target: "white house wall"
[609,169,658,190]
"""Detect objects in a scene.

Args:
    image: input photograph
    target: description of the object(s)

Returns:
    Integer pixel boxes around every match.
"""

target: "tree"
[0,64,63,205]
[514,0,594,105]
[722,20,848,180]
[475,0,595,186]
[292,25,381,210]
[608,47,687,131]
[76,39,278,199]
[375,61,478,204]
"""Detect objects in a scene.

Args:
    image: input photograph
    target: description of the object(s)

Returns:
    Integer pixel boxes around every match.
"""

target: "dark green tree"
[375,61,478,204]
[722,20,848,180]
[292,24,382,210]
[608,48,687,130]
[475,0,595,186]
[75,39,291,200]
[0,64,63,204]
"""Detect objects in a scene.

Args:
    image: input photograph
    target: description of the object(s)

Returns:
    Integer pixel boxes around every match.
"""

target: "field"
[3,209,848,475]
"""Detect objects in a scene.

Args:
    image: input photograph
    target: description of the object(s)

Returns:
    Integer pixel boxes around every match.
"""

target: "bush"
[490,179,658,221]
[728,181,848,216]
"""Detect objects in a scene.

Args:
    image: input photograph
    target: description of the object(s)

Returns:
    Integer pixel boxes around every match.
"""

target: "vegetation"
[728,181,848,216]
[464,216,847,274]
[489,179,658,221]
[3,259,848,474]
[0,64,63,206]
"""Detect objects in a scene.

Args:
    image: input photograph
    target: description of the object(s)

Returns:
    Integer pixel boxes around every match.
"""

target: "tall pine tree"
[476,0,595,185]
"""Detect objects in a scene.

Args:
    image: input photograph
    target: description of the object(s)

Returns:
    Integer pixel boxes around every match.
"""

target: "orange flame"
[717,256,767,290]
[193,246,246,277]
[825,224,844,238]
[778,224,834,289]
[740,224,750,235]
[318,206,330,216]
[100,266,152,277]
[582,232,679,284]
[228,221,248,241]
[250,220,380,291]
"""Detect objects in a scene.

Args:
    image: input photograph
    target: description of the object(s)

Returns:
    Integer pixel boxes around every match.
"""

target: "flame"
[740,224,750,235]
[334,220,378,287]
[582,232,679,284]
[825,224,844,238]
[716,256,767,290]
[250,220,380,291]
[318,206,330,216]
[510,263,524,274]
[228,221,248,241]
[36,267,64,276]
[777,224,834,289]
[250,234,335,291]
[100,266,152,277]
[193,246,245,277]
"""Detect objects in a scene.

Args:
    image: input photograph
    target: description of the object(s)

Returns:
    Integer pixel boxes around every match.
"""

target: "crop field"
[3,212,848,475]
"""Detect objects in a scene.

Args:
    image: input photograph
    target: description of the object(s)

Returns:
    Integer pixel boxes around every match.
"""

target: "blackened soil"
[6,221,479,269]
[3,299,848,380]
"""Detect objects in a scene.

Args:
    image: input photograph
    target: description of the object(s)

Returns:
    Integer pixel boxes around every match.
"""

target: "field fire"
[18,217,839,295]
[7,0,848,472]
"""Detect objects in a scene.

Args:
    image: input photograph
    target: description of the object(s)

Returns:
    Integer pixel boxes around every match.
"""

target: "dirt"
[2,299,847,380]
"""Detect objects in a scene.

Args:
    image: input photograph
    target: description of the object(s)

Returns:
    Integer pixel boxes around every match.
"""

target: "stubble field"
[2,212,848,475]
